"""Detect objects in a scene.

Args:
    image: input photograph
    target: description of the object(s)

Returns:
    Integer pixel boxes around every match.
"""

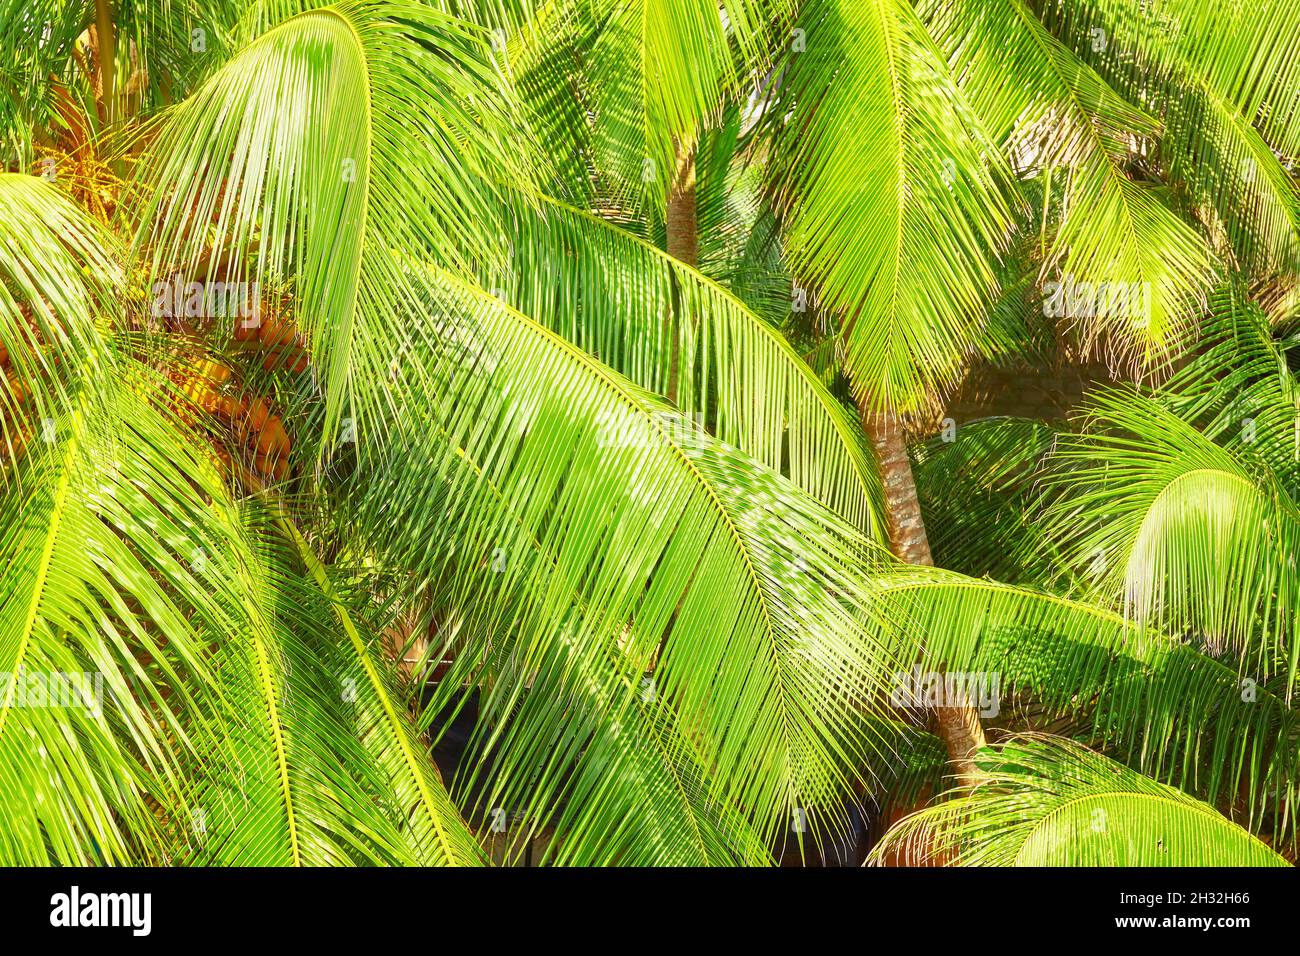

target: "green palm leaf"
[494,192,881,532]
[869,735,1289,866]
[766,0,1017,411]
[517,0,794,213]
[335,260,908,855]
[132,0,529,442]
[1043,378,1300,688]
[864,566,1300,848]
[922,0,1215,369]
[0,174,115,431]
[0,375,253,864]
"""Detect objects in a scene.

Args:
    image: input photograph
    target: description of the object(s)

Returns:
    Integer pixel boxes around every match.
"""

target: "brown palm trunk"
[95,0,116,125]
[860,406,987,788]
[664,140,696,405]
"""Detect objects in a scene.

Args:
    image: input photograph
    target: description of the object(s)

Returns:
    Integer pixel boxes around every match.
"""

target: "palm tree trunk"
[666,142,697,265]
[664,140,696,405]
[95,0,116,125]
[860,406,987,787]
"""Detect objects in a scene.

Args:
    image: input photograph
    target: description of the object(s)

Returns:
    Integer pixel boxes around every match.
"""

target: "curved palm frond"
[1163,79,1300,278]
[494,191,881,532]
[1056,0,1300,156]
[1043,374,1300,689]
[869,735,1289,866]
[1040,0,1300,280]
[5,0,1300,871]
[866,566,1300,849]
[0,373,256,863]
[173,518,442,866]
[513,0,794,214]
[1161,285,1300,490]
[267,513,485,865]
[912,415,1064,583]
[0,173,116,438]
[693,112,794,325]
[921,0,1216,369]
[132,0,531,443]
[766,0,1017,412]
[330,258,909,858]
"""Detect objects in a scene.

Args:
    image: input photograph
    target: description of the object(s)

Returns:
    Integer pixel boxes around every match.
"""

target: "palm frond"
[913,415,1064,583]
[526,0,795,214]
[1056,0,1300,156]
[274,512,485,865]
[0,174,116,438]
[922,0,1216,369]
[766,0,1017,412]
[1163,80,1300,278]
[1043,384,1300,689]
[132,0,531,441]
[865,566,1300,848]
[494,191,881,532]
[331,259,909,855]
[870,735,1289,865]
[0,374,254,864]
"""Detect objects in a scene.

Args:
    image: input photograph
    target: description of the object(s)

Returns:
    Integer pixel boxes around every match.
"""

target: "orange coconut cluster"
[174,313,311,484]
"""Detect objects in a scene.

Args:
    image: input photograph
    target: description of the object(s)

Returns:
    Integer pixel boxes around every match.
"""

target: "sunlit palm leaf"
[520,0,794,214]
[869,735,1289,866]
[922,0,1215,369]
[767,0,1017,412]
[0,376,254,864]
[334,259,908,856]
[494,192,881,532]
[1043,380,1300,690]
[0,174,115,438]
[866,566,1300,848]
[133,0,528,441]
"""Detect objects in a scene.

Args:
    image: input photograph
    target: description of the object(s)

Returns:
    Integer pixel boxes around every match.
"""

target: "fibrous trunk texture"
[861,406,987,787]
